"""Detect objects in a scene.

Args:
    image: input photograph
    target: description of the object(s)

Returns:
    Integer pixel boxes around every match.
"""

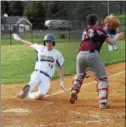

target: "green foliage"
[1,1,125,27]
[73,2,92,21]
[23,1,45,29]
[1,40,125,84]
[43,1,68,19]
[1,1,9,15]
[9,1,24,16]
[59,34,66,39]
[23,9,32,21]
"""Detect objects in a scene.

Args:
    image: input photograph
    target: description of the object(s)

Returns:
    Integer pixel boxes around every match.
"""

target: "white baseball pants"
[108,34,118,51]
[26,71,51,99]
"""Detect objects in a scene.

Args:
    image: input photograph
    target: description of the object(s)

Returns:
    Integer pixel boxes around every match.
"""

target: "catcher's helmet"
[44,34,56,46]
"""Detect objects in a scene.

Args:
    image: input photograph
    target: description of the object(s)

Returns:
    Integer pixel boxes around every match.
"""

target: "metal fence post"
[69,22,70,42]
[31,25,33,43]
[10,24,12,45]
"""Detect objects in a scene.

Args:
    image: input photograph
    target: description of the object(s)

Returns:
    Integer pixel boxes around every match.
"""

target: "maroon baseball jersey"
[80,25,108,52]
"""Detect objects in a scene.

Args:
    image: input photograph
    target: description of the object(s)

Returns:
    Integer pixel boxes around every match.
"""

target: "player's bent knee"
[35,94,45,100]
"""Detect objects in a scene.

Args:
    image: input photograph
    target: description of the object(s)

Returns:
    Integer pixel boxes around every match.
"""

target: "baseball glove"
[103,14,120,28]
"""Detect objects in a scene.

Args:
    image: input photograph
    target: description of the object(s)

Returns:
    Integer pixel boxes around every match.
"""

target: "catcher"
[69,14,124,109]
[104,14,121,51]
[12,33,65,100]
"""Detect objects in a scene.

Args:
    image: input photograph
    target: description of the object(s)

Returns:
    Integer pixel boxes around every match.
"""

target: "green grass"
[1,33,79,45]
[101,41,125,65]
[1,40,125,84]
[115,14,125,24]
[1,42,78,84]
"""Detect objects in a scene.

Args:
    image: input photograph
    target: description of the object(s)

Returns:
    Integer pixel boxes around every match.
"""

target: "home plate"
[2,108,31,113]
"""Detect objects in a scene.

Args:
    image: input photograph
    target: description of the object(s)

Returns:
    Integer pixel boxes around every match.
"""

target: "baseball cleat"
[17,84,30,99]
[99,102,112,109]
[69,90,78,104]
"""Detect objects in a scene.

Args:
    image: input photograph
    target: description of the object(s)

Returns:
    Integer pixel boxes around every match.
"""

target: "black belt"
[90,49,95,53]
[80,49,96,53]
[35,70,51,79]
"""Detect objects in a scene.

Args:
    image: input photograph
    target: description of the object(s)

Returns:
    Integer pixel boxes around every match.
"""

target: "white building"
[1,16,32,33]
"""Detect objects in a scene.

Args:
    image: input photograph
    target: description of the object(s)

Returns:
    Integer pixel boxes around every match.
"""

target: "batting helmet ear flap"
[53,41,55,46]
[43,41,46,45]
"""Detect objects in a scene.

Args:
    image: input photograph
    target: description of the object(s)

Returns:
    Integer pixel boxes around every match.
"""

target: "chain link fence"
[1,21,125,45]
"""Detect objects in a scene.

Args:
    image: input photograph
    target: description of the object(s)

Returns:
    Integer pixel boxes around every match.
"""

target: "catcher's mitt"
[104,14,120,28]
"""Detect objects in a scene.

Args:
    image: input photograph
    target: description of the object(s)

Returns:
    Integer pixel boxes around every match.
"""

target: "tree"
[73,2,92,21]
[9,1,24,16]
[43,1,70,20]
[23,1,125,29]
[23,9,31,18]
[1,1,9,15]
[118,1,125,14]
[24,1,46,29]
[43,1,60,19]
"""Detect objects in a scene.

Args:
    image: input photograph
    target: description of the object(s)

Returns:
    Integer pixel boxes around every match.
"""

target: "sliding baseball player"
[12,33,65,100]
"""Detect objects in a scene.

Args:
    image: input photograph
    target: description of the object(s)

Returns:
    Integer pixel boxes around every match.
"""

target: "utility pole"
[107,0,110,15]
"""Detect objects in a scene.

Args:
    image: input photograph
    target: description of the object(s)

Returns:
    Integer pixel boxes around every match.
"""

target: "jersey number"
[48,63,53,69]
[82,29,94,40]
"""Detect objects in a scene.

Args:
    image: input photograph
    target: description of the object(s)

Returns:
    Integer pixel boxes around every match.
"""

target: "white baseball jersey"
[30,44,64,78]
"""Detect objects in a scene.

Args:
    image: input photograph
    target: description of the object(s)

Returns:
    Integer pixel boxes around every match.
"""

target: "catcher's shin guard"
[69,79,82,104]
[71,73,87,93]
[71,79,83,93]
[70,73,85,104]
[97,78,109,104]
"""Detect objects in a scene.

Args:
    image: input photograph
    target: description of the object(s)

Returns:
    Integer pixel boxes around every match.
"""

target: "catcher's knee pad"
[97,77,108,103]
[72,73,85,93]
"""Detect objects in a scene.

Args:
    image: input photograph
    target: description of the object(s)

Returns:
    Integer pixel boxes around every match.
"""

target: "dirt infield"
[1,62,125,127]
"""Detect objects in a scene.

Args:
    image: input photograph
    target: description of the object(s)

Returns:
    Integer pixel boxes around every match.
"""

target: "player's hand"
[60,81,68,92]
[60,81,64,88]
[12,33,22,41]
[117,32,124,40]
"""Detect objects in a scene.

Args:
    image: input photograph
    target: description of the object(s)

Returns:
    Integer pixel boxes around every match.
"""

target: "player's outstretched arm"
[59,67,64,87]
[12,33,32,47]
[105,32,124,45]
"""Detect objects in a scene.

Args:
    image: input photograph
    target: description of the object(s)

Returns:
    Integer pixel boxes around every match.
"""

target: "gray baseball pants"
[72,50,108,104]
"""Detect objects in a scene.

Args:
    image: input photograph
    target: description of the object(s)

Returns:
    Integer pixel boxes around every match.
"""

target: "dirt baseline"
[2,62,125,127]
